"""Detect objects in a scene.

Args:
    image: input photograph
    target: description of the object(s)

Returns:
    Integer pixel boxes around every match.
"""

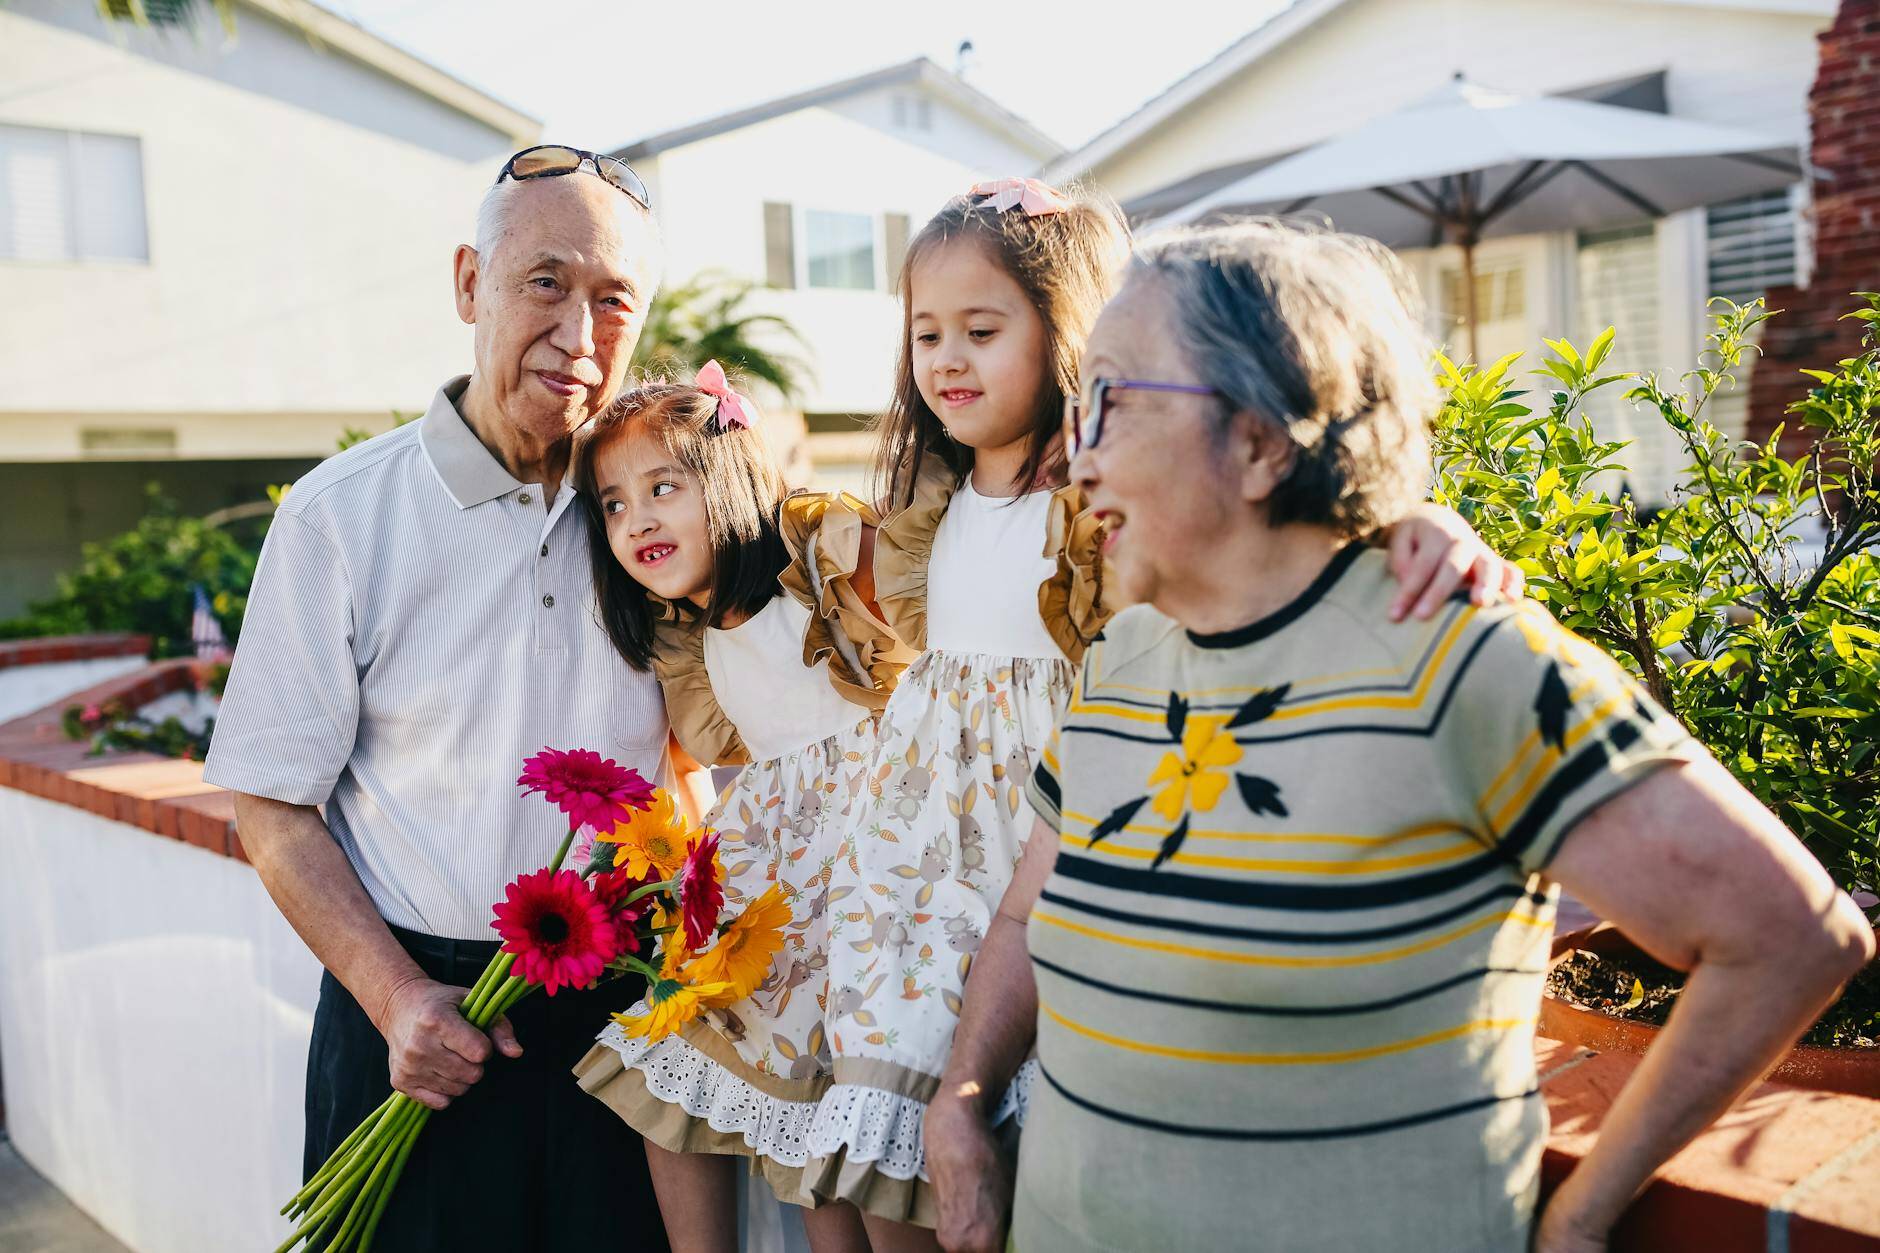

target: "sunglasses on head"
[1062,377,1223,456]
[495,145,652,211]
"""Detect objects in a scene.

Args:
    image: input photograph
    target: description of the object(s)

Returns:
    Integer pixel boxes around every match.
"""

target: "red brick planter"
[0,655,243,861]
[1545,924,1880,1099]
[0,632,149,670]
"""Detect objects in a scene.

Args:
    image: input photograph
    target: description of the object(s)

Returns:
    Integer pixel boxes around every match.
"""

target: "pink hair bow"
[694,359,757,431]
[968,176,1070,217]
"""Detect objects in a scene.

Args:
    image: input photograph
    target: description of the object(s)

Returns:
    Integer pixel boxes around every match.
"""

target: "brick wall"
[1747,0,1880,450]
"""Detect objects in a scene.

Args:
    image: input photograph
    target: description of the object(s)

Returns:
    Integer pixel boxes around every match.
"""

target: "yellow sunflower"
[604,791,695,880]
[1146,714,1243,822]
[684,884,791,999]
[612,976,733,1042]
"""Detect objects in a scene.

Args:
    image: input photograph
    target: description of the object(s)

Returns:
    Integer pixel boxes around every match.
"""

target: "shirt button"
[542,594,555,608]
[518,492,533,505]
[540,544,549,557]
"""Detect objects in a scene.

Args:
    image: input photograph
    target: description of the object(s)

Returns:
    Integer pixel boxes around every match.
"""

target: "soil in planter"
[1547,946,1879,1050]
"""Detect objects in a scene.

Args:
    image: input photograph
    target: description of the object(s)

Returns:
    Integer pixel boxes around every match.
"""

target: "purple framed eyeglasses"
[1062,377,1222,456]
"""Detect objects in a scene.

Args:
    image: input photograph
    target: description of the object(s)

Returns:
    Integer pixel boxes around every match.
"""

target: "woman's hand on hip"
[925,1090,1013,1253]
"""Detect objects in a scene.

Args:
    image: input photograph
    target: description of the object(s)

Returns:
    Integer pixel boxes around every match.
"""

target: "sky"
[323,0,1292,156]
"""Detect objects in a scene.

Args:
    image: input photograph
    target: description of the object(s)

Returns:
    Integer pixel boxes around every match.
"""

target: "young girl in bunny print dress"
[800,181,1525,1242]
[566,370,917,1251]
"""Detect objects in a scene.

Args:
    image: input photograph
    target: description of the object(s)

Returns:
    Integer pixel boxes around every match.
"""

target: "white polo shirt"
[205,377,668,939]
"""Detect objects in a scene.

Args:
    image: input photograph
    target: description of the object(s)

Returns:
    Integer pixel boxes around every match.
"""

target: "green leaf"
[1584,326,1617,374]
[1653,606,1696,649]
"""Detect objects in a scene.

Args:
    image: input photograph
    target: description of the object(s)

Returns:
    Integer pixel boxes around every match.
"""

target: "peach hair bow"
[694,360,757,431]
[968,176,1070,217]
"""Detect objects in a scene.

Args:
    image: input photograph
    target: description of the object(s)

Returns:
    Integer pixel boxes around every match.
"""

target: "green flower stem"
[288,1094,399,1212]
[459,951,506,1015]
[621,878,677,908]
[618,953,663,983]
[468,973,526,1028]
[325,1136,402,1253]
[291,1194,348,1253]
[489,976,536,1022]
[357,1108,430,1253]
[282,1091,385,1211]
[288,1099,420,1236]
[460,952,515,1023]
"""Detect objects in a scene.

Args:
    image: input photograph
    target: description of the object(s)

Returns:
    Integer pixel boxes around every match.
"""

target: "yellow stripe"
[1061,831,1478,875]
[1094,612,1449,699]
[1031,907,1551,969]
[1073,611,1476,727]
[1488,689,1632,832]
[1043,744,1059,772]
[1472,672,1607,813]
[1059,813,1470,849]
[1039,1001,1535,1065]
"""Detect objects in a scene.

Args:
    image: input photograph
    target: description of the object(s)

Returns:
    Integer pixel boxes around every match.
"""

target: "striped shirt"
[204,377,667,939]
[1017,544,1698,1252]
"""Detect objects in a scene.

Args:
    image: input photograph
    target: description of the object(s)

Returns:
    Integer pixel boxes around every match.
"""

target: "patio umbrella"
[1156,75,1804,359]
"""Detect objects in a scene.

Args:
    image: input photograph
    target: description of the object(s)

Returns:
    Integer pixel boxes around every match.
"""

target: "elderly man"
[206,146,674,1250]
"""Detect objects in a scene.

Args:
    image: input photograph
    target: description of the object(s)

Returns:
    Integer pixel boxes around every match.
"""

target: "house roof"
[610,57,1062,163]
[1047,0,1831,183]
[241,0,541,145]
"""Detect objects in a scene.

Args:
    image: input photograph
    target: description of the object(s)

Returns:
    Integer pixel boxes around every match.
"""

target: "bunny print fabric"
[801,474,1100,1224]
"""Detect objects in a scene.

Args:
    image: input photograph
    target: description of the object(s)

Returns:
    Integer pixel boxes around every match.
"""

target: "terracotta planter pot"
[1543,924,1880,1100]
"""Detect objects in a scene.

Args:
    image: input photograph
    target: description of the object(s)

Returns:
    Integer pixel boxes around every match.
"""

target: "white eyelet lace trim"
[595,1015,820,1167]
[800,1059,1039,1182]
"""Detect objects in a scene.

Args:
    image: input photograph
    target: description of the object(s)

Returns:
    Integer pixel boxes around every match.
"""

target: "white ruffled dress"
[798,466,1107,1226]
[574,493,915,1204]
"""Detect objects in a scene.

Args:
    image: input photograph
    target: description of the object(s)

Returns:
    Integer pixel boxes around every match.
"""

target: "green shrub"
[0,486,258,658]
[1433,296,1880,912]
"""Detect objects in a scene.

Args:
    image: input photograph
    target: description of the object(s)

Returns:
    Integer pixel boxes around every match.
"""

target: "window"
[1438,263,1526,326]
[1706,189,1798,307]
[891,94,933,132]
[805,210,875,290]
[101,0,196,23]
[0,124,148,262]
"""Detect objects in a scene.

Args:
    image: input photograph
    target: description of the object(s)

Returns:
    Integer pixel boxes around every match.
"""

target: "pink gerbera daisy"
[490,868,622,995]
[516,748,656,833]
[678,829,726,951]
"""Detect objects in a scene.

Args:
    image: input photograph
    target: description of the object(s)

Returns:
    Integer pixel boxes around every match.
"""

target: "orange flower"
[612,976,733,1041]
[603,791,695,880]
[685,884,791,999]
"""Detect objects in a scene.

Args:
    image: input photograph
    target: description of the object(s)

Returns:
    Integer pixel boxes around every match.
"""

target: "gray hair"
[1129,219,1436,537]
[472,171,664,273]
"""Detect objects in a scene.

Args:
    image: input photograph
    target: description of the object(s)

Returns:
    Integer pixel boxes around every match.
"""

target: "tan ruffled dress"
[574,492,916,1203]
[800,465,1108,1225]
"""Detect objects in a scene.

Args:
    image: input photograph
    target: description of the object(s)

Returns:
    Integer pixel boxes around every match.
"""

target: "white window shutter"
[1576,226,1671,502]
[0,124,76,261]
[74,130,148,261]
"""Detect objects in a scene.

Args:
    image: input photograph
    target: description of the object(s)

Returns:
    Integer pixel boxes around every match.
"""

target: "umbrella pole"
[1461,234,1481,365]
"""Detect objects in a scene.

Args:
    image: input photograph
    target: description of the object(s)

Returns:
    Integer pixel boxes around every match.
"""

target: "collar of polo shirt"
[419,376,542,509]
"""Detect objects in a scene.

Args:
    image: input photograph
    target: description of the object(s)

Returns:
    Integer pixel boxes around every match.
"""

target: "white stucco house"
[1049,0,1835,500]
[0,0,538,616]
[609,58,1062,492]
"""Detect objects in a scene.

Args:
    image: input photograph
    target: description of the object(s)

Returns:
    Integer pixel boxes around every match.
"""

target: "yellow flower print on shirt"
[1146,714,1243,822]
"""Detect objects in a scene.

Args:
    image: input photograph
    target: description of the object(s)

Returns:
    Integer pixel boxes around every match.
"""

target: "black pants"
[304,925,669,1253]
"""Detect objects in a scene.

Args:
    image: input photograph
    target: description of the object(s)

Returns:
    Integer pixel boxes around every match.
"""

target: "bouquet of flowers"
[277,747,787,1253]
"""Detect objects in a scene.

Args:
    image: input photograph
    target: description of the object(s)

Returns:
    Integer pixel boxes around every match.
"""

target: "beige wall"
[1086,0,1829,202]
[0,4,524,460]
[646,92,1049,419]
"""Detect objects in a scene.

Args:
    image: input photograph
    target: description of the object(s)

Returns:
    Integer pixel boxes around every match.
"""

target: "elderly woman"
[922,221,1875,1253]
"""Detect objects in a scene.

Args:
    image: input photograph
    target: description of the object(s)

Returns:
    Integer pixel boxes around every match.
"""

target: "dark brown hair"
[574,382,790,670]
[873,183,1130,508]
